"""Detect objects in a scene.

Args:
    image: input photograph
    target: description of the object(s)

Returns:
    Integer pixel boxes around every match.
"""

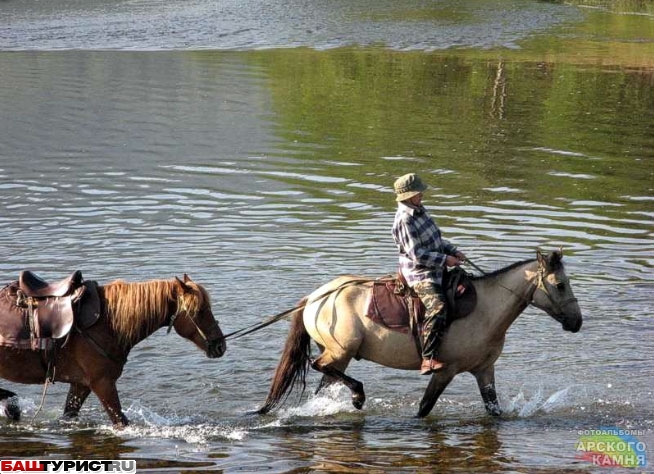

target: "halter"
[167,293,208,343]
[468,257,577,314]
[532,264,579,315]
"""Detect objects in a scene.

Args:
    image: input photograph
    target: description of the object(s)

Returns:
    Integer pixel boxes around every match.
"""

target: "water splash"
[100,402,250,443]
[277,385,357,419]
[125,400,188,427]
[114,423,248,444]
[5,395,63,424]
[502,384,623,418]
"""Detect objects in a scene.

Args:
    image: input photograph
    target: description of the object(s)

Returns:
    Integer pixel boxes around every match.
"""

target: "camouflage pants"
[413,281,448,360]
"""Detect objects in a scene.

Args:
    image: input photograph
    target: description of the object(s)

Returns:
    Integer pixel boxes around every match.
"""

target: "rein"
[466,257,537,307]
[224,255,578,343]
[466,258,577,313]
[464,258,488,276]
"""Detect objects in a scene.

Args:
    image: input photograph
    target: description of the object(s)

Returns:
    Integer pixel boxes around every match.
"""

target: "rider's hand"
[446,255,462,267]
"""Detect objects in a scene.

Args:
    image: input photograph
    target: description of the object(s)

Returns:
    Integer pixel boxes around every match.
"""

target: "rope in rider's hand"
[463,258,488,276]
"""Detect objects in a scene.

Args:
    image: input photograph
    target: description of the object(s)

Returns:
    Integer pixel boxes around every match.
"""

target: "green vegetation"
[552,0,654,15]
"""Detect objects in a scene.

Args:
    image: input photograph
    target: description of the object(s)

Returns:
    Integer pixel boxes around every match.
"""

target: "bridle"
[79,287,214,370]
[167,293,209,343]
[467,258,578,316]
[531,264,579,317]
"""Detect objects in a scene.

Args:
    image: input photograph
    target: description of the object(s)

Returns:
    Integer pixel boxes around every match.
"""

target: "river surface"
[0,0,653,473]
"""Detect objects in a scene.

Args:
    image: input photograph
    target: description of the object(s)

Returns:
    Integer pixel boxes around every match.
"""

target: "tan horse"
[258,250,582,417]
[0,274,225,426]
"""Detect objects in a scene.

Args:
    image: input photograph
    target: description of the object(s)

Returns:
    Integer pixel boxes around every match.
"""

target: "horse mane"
[102,279,195,346]
[470,258,537,281]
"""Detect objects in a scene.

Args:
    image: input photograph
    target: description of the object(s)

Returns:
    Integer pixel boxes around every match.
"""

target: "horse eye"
[556,282,566,291]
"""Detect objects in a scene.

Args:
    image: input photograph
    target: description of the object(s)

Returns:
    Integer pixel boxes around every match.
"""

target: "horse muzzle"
[563,316,582,333]
[207,337,226,358]
[553,297,582,333]
[560,304,583,333]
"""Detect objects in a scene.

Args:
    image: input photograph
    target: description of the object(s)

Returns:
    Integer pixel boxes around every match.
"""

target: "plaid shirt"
[392,202,457,287]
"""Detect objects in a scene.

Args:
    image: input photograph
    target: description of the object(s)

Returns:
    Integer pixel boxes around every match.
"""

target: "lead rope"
[32,363,54,423]
[15,290,53,423]
[222,278,372,341]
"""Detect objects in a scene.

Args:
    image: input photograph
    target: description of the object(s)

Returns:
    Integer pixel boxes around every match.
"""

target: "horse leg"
[0,388,20,421]
[315,375,337,395]
[90,378,128,427]
[63,383,91,419]
[473,366,501,416]
[313,344,339,395]
[313,347,341,395]
[311,354,365,410]
[417,371,454,418]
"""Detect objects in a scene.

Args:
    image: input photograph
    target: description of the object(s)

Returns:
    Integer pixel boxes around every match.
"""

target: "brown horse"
[0,274,225,426]
[258,250,582,417]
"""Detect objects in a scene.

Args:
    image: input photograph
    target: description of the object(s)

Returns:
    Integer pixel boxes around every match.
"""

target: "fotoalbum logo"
[576,427,647,468]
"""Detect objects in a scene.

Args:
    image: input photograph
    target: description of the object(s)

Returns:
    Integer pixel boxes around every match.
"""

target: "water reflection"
[0,433,58,458]
[250,420,518,473]
[0,429,134,459]
[63,431,136,459]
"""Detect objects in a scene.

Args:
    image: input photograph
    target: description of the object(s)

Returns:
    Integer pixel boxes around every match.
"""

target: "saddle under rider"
[365,267,477,340]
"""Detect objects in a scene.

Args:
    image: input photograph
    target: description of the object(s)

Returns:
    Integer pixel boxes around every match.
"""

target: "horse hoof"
[3,398,21,421]
[485,403,502,417]
[62,411,79,421]
[352,394,365,410]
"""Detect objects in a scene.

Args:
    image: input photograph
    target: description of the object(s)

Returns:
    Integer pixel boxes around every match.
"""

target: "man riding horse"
[392,173,467,375]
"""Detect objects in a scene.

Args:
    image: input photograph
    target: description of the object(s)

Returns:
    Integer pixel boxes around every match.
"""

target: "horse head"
[171,274,226,358]
[531,249,583,333]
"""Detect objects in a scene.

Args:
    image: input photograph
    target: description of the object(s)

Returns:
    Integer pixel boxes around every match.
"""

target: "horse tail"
[257,297,311,415]
[0,388,20,421]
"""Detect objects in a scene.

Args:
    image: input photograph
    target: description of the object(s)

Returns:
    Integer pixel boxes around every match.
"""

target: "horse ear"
[183,273,192,283]
[550,250,563,268]
[536,248,545,266]
[175,276,190,293]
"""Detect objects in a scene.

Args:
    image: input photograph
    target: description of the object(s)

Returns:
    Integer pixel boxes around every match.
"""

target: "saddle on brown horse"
[365,267,477,336]
[0,270,101,350]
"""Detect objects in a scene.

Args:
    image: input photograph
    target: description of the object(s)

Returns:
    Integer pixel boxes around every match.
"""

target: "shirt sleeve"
[443,239,457,256]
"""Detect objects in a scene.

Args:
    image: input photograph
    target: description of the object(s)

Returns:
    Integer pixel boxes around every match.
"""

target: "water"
[0,1,653,472]
[1,0,579,51]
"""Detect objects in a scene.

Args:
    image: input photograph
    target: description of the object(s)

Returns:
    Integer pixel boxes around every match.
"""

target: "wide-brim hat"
[394,173,428,202]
